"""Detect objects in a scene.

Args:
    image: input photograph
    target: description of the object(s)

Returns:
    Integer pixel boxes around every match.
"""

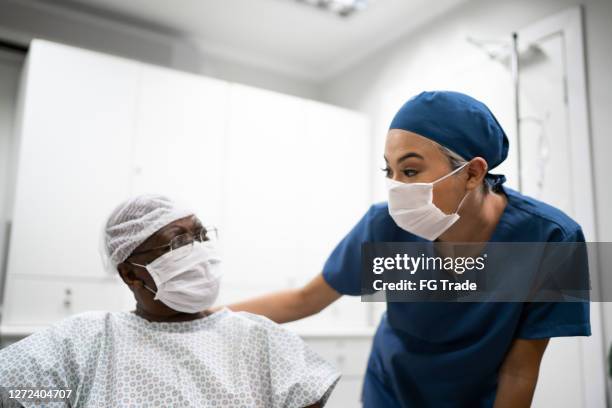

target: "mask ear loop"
[126,262,158,295]
[444,162,471,214]
[454,189,471,214]
[143,284,157,295]
[433,162,470,184]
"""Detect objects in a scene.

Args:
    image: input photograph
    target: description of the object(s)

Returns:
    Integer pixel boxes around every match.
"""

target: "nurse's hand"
[493,338,550,408]
[223,273,342,323]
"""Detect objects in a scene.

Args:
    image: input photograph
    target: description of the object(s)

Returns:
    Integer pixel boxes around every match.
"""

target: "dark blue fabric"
[389,91,510,190]
[322,186,591,408]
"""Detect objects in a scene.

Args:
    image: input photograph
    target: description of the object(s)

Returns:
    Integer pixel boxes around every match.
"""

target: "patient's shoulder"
[66,310,112,323]
[215,309,306,349]
[56,310,112,329]
[0,311,112,366]
[229,309,280,326]
[30,311,113,343]
[219,309,341,406]
[224,309,297,337]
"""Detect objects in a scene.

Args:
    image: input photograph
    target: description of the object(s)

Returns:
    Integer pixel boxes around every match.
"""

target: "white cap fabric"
[100,194,194,274]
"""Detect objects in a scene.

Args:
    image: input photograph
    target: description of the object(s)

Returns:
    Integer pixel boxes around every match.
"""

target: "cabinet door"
[304,337,372,376]
[131,65,229,227]
[220,84,306,292]
[294,101,371,329]
[219,84,371,309]
[303,337,371,408]
[1,274,131,327]
[297,100,370,281]
[7,40,138,279]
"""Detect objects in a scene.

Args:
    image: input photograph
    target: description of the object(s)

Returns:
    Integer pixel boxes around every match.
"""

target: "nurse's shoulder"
[503,187,582,241]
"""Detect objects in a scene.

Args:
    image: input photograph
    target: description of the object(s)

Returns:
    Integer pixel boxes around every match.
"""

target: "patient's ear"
[117,263,137,287]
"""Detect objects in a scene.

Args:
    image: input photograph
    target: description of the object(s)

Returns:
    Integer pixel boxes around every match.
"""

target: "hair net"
[100,194,194,274]
[389,90,509,189]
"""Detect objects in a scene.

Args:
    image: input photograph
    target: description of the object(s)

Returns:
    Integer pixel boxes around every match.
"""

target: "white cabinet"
[219,85,370,304]
[297,100,370,283]
[131,65,229,227]
[325,376,364,408]
[1,40,372,338]
[221,84,307,289]
[304,336,373,408]
[6,41,138,279]
[2,274,133,326]
[305,336,372,376]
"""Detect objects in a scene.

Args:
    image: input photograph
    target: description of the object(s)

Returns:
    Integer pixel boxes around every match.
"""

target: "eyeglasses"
[128,226,218,264]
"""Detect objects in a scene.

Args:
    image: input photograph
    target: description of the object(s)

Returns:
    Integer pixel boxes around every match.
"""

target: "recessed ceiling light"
[294,0,368,18]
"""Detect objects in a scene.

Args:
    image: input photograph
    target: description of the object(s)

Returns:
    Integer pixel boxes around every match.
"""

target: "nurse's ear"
[465,157,488,190]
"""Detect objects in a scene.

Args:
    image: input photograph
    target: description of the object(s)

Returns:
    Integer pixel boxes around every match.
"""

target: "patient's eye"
[170,233,193,250]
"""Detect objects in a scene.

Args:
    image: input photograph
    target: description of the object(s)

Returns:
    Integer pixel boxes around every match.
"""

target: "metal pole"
[511,32,522,192]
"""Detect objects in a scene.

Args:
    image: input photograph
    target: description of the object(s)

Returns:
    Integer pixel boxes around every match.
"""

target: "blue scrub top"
[322,186,591,408]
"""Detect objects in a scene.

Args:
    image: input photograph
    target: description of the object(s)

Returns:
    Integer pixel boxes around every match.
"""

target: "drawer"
[305,337,373,376]
[1,274,134,327]
[325,376,364,408]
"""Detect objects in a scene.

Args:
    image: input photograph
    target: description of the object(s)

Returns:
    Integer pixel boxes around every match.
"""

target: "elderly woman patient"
[0,194,340,408]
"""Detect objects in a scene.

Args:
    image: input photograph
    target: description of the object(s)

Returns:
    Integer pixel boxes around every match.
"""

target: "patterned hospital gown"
[0,307,340,407]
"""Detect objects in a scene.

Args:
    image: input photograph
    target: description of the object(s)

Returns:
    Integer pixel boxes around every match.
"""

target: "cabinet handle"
[63,288,72,308]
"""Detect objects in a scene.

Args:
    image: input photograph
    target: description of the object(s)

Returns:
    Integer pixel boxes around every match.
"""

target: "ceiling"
[39,0,468,81]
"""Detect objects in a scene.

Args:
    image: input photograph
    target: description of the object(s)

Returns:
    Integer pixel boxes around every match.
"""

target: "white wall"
[0,0,322,100]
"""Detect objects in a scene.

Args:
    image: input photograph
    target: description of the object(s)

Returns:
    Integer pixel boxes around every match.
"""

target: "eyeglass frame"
[126,226,218,267]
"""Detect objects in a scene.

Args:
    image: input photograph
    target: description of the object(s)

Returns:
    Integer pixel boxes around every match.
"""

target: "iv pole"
[465,33,523,192]
[511,32,522,192]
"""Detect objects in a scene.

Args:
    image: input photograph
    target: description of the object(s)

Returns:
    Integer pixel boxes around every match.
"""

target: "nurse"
[225,91,590,407]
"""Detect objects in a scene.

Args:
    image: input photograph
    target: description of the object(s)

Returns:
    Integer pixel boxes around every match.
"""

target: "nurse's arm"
[221,273,342,323]
[493,338,549,408]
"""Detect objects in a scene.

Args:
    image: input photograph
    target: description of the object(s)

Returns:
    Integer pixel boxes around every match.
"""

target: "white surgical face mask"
[386,162,470,241]
[131,241,222,313]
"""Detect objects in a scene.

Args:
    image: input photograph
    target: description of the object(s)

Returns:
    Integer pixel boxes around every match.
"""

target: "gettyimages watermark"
[359,242,609,302]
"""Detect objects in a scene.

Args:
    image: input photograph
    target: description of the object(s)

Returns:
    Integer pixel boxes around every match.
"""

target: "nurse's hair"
[437,144,492,195]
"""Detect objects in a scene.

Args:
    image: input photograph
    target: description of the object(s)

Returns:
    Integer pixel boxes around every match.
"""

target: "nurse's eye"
[403,169,418,177]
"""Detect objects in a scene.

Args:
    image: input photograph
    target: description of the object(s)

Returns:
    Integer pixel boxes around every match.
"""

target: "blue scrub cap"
[389,91,509,190]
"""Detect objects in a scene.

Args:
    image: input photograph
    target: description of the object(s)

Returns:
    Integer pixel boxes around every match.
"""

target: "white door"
[516,7,605,408]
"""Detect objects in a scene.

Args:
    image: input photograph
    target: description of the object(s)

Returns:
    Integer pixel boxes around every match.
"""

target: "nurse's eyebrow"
[396,152,424,164]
